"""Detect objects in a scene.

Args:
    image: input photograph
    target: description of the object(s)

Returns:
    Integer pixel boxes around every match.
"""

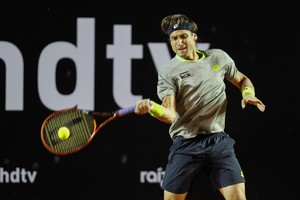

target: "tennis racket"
[40,105,136,156]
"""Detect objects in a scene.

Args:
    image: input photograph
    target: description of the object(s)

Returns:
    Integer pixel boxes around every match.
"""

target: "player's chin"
[176,49,187,56]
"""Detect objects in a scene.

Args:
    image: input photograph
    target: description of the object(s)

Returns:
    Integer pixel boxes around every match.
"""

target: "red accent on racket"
[40,105,136,156]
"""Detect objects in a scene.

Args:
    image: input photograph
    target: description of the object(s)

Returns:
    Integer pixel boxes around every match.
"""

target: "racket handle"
[115,105,136,117]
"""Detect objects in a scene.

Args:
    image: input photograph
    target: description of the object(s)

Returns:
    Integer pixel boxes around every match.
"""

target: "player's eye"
[180,34,188,39]
[171,36,178,41]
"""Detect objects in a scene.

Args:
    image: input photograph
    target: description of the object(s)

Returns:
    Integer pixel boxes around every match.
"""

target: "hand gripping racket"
[40,105,136,156]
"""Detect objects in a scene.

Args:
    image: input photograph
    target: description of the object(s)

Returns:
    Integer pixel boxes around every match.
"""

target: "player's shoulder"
[159,57,179,72]
[205,48,228,56]
[204,48,233,60]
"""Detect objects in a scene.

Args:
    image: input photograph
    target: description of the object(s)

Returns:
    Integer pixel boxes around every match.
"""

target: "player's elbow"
[160,113,176,124]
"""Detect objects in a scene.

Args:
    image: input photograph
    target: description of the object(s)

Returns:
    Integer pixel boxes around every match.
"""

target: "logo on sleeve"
[157,80,164,85]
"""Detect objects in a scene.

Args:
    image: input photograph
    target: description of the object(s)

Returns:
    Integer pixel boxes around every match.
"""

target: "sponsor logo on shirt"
[180,71,191,78]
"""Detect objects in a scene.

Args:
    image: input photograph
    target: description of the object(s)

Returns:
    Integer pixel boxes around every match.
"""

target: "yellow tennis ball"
[58,127,70,140]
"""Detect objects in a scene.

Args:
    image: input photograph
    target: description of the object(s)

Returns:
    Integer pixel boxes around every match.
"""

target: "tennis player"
[135,14,266,200]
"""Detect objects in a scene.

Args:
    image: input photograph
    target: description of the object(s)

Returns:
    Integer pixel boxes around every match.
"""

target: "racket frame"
[41,105,135,155]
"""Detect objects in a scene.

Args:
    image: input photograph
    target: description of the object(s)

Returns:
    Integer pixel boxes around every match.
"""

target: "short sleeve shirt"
[157,49,238,139]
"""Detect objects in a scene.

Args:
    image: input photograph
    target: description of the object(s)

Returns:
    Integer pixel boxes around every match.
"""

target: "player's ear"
[193,33,198,41]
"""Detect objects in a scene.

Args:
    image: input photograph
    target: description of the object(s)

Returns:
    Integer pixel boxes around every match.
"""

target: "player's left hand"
[241,94,266,112]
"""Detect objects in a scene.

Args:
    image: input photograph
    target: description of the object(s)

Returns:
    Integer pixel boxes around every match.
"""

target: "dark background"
[0,3,298,200]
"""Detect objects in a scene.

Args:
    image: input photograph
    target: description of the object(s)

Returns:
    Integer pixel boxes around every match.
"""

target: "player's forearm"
[149,100,176,124]
[239,76,256,97]
[232,71,256,95]
[153,106,176,124]
[240,77,254,89]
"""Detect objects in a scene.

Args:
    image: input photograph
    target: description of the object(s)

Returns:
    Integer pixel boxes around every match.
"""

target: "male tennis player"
[135,14,265,200]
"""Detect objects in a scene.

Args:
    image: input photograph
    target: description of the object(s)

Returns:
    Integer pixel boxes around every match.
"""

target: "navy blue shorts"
[161,132,245,194]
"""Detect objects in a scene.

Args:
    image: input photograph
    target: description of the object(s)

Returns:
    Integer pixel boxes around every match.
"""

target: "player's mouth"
[178,47,187,53]
[178,46,186,50]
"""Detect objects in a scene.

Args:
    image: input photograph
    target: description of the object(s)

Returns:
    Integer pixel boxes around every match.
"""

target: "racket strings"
[43,110,95,154]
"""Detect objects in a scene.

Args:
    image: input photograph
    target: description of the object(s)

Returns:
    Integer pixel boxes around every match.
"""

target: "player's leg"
[164,190,188,200]
[210,132,247,200]
[218,182,246,200]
